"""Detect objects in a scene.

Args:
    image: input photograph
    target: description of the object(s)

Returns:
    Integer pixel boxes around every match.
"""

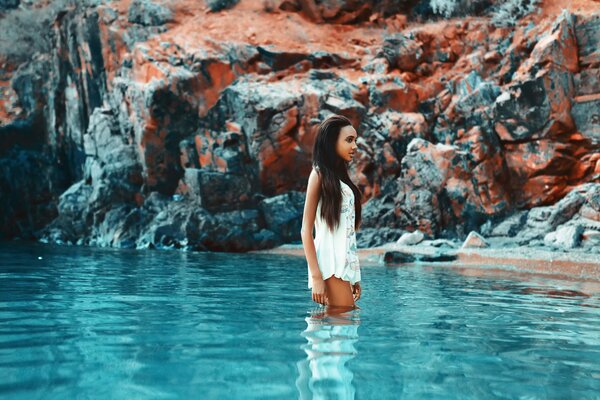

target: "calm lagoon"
[0,243,599,399]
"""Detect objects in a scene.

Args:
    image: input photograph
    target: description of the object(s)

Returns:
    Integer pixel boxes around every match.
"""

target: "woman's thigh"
[325,276,355,307]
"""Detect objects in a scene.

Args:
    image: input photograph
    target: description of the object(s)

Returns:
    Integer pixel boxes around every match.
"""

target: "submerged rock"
[383,251,416,264]
[382,249,457,264]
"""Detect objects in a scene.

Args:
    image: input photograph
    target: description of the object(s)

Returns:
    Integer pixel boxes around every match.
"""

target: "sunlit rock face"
[0,0,599,250]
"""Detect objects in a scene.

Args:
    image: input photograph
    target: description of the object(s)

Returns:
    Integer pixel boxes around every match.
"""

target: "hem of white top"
[307,272,360,289]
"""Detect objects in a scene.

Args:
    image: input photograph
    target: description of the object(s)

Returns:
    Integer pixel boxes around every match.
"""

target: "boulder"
[380,33,424,72]
[514,11,578,76]
[259,191,305,243]
[396,230,425,246]
[356,227,406,248]
[581,230,600,249]
[394,138,509,236]
[575,13,600,68]
[571,96,600,145]
[490,211,528,237]
[128,0,173,26]
[419,252,457,262]
[369,77,419,113]
[461,231,489,248]
[0,0,19,10]
[361,193,400,228]
[574,68,600,96]
[382,249,456,264]
[383,251,416,264]
[544,224,584,249]
[526,189,586,231]
[494,67,575,142]
[179,169,253,212]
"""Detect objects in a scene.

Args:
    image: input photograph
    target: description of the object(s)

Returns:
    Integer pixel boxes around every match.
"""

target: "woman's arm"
[301,168,326,304]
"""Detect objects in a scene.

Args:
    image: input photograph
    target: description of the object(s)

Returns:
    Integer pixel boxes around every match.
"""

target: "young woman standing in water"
[301,114,362,308]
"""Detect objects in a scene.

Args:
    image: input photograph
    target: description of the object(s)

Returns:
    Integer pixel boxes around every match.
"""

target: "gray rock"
[94,205,147,249]
[0,149,68,239]
[479,220,494,237]
[554,224,584,249]
[574,68,600,96]
[493,68,574,141]
[461,231,489,248]
[575,14,600,68]
[455,72,501,115]
[380,33,424,72]
[396,230,425,245]
[383,251,416,264]
[128,0,173,26]
[491,211,528,237]
[182,169,253,212]
[361,193,400,229]
[382,249,456,264]
[58,180,93,219]
[356,227,406,248]
[422,239,459,248]
[582,230,600,247]
[206,0,239,12]
[259,191,304,243]
[83,107,125,161]
[362,58,389,74]
[543,231,557,247]
[571,97,600,145]
[526,190,586,232]
[419,252,457,262]
[0,0,19,10]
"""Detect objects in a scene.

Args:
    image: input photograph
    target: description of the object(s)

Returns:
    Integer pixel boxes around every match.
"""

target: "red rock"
[376,80,419,112]
[514,11,579,79]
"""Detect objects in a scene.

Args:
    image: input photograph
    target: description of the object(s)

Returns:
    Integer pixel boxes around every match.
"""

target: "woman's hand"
[312,276,327,305]
[352,282,361,301]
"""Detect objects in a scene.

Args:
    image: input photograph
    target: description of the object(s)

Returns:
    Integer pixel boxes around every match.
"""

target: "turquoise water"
[1,243,599,400]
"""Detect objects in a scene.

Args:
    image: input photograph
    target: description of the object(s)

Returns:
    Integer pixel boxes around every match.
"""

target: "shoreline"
[252,243,600,281]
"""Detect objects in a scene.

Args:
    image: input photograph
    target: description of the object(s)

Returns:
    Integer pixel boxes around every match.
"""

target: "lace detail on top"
[341,181,360,272]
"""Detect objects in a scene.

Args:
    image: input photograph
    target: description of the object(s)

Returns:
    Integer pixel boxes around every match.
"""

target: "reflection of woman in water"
[296,307,360,400]
[301,114,362,308]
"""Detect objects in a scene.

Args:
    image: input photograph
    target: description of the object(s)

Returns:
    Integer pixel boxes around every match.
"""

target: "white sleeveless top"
[308,180,361,289]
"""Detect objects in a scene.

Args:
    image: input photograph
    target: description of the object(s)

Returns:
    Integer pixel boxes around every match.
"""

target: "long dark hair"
[312,114,362,231]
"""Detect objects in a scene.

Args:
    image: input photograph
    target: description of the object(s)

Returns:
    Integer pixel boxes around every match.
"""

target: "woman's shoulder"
[307,166,322,190]
[310,166,322,181]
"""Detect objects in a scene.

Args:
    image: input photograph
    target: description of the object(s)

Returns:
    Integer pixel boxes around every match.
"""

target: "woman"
[301,114,362,308]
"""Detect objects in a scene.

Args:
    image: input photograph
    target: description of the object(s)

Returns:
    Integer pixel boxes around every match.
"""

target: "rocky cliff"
[1,0,599,252]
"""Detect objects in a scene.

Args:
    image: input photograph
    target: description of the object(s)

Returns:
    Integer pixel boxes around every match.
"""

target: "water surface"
[1,243,599,399]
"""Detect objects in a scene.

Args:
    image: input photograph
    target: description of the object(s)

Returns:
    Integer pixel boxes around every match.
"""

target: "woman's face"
[335,125,358,162]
